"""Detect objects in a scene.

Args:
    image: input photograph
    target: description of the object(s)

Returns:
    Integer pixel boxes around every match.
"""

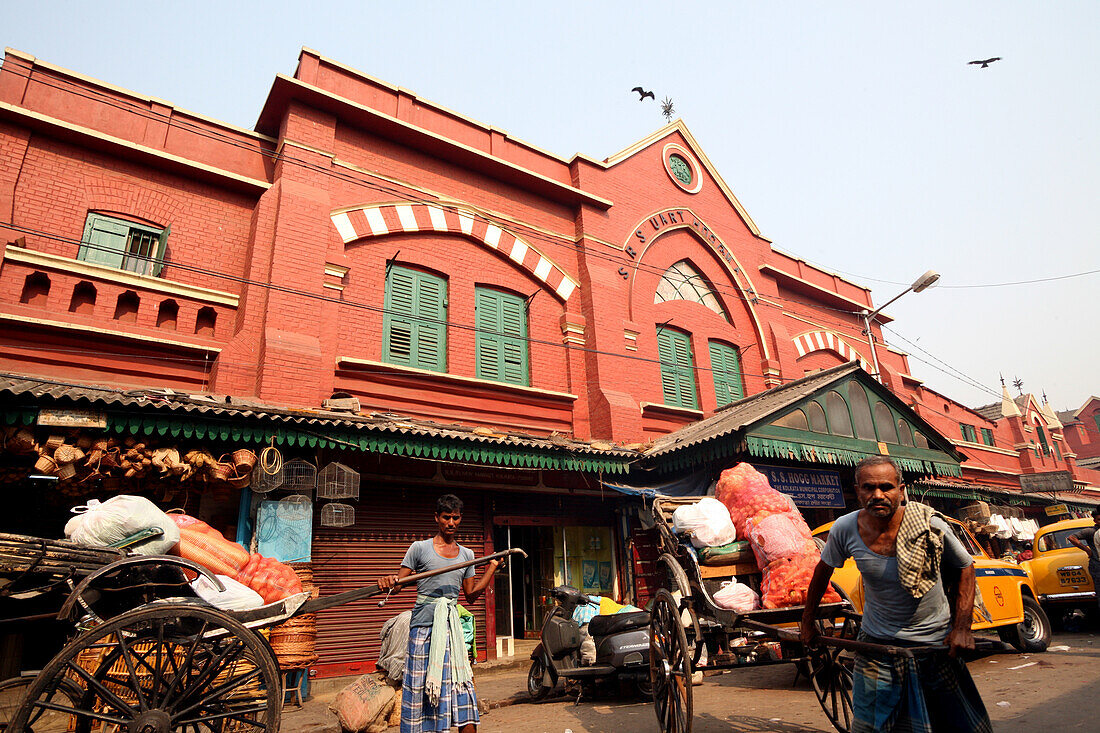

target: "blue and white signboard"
[754,464,846,508]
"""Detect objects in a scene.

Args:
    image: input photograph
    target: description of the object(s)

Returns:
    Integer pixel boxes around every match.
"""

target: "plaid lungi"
[851,635,991,733]
[402,626,480,732]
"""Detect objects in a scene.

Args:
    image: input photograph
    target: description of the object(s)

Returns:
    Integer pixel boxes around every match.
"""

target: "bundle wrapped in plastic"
[712,580,760,613]
[65,496,180,555]
[760,555,842,609]
[170,514,250,576]
[745,507,816,566]
[672,497,737,548]
[716,463,793,537]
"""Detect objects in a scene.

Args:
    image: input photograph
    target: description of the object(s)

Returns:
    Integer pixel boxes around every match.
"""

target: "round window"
[669,154,692,185]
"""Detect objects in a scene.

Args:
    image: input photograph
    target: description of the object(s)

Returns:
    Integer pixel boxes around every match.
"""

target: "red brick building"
[1,47,1096,674]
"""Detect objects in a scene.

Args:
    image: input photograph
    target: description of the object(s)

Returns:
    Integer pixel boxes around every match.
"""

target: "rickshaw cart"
[0,531,524,732]
[647,496,863,733]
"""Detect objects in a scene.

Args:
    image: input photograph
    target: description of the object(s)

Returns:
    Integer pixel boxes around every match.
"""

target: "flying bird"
[632,86,655,101]
[968,57,1001,68]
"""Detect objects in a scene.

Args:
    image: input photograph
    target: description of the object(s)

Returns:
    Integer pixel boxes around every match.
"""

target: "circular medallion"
[662,143,702,194]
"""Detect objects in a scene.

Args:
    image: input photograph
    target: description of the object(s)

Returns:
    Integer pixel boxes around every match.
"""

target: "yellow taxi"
[1019,517,1096,608]
[812,517,1051,652]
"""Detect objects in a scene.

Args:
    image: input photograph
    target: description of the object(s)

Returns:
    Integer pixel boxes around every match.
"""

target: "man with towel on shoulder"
[801,456,992,733]
[378,494,500,733]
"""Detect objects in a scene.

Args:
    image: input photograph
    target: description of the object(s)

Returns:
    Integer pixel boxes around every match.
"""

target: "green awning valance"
[745,435,962,478]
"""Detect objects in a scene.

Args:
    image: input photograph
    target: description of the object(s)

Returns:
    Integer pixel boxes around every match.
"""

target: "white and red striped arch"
[793,330,869,370]
[330,203,579,302]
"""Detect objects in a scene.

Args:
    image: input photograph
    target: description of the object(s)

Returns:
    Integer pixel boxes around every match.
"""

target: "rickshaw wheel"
[649,589,693,733]
[806,612,859,733]
[11,603,282,733]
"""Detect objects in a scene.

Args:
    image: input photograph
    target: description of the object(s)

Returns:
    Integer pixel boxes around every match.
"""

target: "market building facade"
[1,47,1097,676]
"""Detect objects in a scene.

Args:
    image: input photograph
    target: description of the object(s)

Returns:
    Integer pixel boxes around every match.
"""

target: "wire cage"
[320,502,355,528]
[279,459,317,491]
[317,462,360,500]
[250,464,282,494]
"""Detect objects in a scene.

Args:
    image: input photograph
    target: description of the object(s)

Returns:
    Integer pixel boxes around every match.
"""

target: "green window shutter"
[152,224,170,276]
[980,427,995,446]
[79,214,128,268]
[708,341,744,407]
[383,266,447,371]
[656,327,697,409]
[475,288,528,385]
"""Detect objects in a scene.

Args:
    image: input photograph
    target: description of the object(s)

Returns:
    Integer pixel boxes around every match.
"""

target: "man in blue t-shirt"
[1067,507,1100,612]
[378,494,499,733]
[801,456,991,733]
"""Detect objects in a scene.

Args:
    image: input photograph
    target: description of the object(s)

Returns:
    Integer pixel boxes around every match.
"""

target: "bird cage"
[320,502,355,528]
[250,464,282,494]
[317,462,360,500]
[279,459,317,491]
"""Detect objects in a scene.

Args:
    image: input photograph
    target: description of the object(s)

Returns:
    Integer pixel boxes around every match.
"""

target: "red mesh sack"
[760,554,842,609]
[236,552,303,604]
[169,514,250,576]
[716,463,793,536]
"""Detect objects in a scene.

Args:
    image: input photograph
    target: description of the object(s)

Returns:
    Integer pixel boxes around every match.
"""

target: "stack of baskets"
[268,562,320,669]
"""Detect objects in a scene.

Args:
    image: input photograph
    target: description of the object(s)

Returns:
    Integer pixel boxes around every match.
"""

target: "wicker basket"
[8,428,36,454]
[232,449,258,473]
[269,613,318,667]
[34,454,58,474]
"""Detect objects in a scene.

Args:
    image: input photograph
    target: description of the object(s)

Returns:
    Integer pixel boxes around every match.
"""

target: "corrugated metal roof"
[973,403,1002,422]
[0,373,638,460]
[644,362,863,458]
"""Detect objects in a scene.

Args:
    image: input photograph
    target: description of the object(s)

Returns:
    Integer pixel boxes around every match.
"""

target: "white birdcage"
[317,462,360,500]
[280,459,317,491]
[250,464,282,494]
[320,502,355,528]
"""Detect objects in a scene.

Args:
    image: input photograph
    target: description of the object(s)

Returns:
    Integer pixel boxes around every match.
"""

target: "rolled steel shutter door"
[311,487,487,677]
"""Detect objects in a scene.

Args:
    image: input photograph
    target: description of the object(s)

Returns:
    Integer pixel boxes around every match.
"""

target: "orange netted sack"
[746,509,816,567]
[716,463,793,536]
[169,514,250,577]
[236,553,304,604]
[760,554,842,609]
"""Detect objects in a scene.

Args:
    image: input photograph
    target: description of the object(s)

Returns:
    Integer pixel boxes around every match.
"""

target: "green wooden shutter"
[152,224,170,276]
[709,341,744,406]
[475,288,528,386]
[78,214,128,268]
[656,327,697,409]
[383,266,447,371]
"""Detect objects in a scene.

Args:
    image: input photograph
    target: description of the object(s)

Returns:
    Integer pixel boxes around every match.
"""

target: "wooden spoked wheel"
[806,613,860,733]
[649,589,693,733]
[11,603,282,733]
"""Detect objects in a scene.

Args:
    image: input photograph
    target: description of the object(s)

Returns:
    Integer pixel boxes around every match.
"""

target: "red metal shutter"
[311,487,488,678]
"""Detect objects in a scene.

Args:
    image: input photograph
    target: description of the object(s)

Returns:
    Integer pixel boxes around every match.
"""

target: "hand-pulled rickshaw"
[646,496,1006,733]
[0,530,524,732]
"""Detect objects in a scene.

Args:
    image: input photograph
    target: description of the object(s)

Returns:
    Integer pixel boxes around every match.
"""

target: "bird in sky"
[968,57,1002,68]
[632,86,655,101]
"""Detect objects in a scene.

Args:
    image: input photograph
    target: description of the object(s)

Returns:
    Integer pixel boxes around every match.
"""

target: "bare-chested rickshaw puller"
[801,456,992,733]
[378,494,500,733]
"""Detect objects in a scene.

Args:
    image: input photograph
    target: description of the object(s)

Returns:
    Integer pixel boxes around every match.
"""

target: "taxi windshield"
[948,522,984,557]
[1037,528,1086,553]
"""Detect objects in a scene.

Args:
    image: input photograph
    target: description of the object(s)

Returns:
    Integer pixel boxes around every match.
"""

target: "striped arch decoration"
[330,203,579,302]
[793,330,869,370]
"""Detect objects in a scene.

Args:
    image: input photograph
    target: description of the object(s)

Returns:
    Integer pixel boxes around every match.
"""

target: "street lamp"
[861,270,940,382]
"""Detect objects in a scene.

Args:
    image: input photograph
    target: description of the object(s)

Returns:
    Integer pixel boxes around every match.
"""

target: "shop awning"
[642,362,964,477]
[0,374,637,474]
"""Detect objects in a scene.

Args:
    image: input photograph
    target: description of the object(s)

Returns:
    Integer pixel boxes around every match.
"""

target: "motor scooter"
[527,585,652,701]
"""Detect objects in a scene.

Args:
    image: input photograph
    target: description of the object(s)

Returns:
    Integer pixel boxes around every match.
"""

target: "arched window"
[826,391,854,437]
[195,307,217,337]
[874,402,899,444]
[897,420,914,447]
[847,383,877,441]
[913,432,930,450]
[806,401,828,433]
[654,260,729,321]
[772,409,809,430]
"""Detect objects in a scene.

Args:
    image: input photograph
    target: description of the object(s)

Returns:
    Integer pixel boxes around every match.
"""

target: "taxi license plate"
[1058,568,1089,585]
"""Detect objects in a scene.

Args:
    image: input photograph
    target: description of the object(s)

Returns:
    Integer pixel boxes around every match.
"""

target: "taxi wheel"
[998,596,1051,652]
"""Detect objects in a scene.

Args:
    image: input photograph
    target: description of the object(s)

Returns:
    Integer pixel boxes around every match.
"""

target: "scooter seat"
[588,610,650,637]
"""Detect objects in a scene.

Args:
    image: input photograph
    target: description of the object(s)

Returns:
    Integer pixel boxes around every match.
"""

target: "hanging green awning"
[745,435,963,477]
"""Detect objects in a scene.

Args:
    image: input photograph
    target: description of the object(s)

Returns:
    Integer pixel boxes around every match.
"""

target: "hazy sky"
[4,2,1097,411]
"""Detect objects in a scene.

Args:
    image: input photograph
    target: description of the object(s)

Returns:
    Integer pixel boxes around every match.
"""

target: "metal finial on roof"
[1012,377,1024,395]
[660,97,675,123]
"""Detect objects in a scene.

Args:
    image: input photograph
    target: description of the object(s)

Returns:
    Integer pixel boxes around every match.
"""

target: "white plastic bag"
[672,498,737,548]
[712,581,759,612]
[191,574,265,611]
[64,495,180,555]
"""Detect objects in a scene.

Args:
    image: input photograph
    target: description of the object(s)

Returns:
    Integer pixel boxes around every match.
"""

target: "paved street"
[471,631,1100,732]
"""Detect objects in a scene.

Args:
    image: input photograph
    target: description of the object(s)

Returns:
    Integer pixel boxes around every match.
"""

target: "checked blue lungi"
[851,635,992,733]
[401,626,480,732]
